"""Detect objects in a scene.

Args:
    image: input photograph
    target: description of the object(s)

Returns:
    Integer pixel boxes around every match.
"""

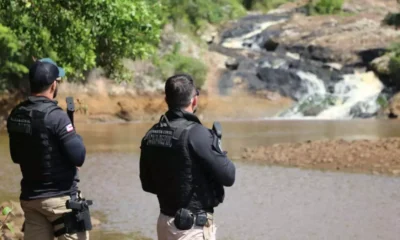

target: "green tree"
[307,0,344,15]
[241,0,293,11]
[160,0,246,31]
[0,0,164,88]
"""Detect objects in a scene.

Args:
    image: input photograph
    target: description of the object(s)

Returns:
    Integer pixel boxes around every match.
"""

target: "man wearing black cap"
[139,74,236,240]
[6,58,89,240]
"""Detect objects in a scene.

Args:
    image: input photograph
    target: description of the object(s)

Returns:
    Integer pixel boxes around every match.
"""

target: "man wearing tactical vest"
[7,59,89,240]
[139,74,236,240]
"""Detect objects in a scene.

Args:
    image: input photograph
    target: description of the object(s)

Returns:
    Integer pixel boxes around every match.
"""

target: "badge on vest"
[146,129,174,147]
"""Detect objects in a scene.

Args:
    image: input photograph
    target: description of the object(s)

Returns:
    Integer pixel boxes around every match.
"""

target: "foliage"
[383,12,400,28]
[153,43,208,88]
[0,24,28,90]
[388,43,400,89]
[376,94,389,109]
[0,204,14,235]
[0,0,164,88]
[241,0,293,11]
[307,0,344,15]
[159,0,246,31]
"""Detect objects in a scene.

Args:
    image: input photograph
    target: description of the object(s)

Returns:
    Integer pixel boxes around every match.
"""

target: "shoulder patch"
[66,123,74,132]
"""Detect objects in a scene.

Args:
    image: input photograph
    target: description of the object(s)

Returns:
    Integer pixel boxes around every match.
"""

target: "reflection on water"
[1,120,400,239]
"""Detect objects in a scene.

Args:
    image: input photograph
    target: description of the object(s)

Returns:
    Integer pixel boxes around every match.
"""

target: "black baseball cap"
[29,58,65,88]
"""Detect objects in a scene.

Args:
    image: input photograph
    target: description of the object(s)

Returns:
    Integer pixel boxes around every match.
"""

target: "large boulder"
[370,53,393,76]
[385,92,400,118]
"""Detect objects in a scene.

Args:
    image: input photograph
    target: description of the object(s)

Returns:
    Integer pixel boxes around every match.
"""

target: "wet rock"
[225,57,239,70]
[323,63,343,71]
[257,67,308,101]
[237,58,258,72]
[220,13,290,41]
[220,13,289,49]
[281,45,337,63]
[357,48,387,66]
[370,53,393,76]
[263,38,280,51]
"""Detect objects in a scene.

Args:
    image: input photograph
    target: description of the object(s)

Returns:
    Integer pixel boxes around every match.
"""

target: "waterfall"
[278,71,384,119]
[218,12,386,119]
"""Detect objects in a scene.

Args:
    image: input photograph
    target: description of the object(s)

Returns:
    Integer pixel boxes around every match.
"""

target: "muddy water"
[1,120,400,239]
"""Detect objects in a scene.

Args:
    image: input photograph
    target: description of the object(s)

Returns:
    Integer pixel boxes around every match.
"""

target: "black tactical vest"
[7,99,76,198]
[141,113,218,215]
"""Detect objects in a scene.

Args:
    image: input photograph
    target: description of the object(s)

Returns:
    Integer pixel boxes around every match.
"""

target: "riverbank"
[0,81,293,130]
[241,137,400,176]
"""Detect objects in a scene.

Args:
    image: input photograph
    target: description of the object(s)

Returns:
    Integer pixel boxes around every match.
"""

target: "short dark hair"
[30,83,52,94]
[29,61,59,94]
[165,74,197,109]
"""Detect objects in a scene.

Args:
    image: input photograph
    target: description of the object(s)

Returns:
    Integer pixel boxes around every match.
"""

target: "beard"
[193,104,198,114]
[53,85,58,99]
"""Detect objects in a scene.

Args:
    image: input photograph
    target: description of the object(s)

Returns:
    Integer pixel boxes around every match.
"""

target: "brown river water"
[1,119,400,239]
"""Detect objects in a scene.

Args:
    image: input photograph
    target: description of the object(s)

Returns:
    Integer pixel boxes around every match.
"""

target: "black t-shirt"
[8,96,86,199]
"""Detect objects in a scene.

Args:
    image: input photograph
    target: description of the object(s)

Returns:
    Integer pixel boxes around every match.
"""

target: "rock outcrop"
[209,0,400,119]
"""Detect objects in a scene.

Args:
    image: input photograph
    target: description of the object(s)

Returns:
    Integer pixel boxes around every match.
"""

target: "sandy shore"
[241,138,400,176]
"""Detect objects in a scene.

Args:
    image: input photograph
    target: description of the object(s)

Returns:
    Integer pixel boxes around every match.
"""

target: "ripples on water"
[1,120,400,239]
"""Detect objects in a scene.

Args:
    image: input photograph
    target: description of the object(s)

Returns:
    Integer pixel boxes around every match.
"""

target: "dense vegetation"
[0,0,164,89]
[382,4,400,88]
[307,0,344,15]
[0,0,298,92]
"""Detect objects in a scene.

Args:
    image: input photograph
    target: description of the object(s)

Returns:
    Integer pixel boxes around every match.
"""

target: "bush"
[388,43,400,87]
[241,0,293,11]
[307,0,344,15]
[0,0,164,88]
[154,44,208,88]
[383,12,400,27]
[0,24,29,90]
[160,0,246,31]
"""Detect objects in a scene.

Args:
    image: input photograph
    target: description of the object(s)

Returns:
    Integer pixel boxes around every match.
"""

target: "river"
[1,120,400,240]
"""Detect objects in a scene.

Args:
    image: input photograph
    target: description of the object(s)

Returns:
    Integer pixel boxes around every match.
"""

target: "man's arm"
[46,109,86,167]
[188,125,236,187]
[7,107,24,164]
[8,140,19,164]
[139,137,157,194]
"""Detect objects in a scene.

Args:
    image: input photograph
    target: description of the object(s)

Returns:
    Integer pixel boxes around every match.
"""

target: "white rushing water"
[220,12,386,120]
[277,71,384,119]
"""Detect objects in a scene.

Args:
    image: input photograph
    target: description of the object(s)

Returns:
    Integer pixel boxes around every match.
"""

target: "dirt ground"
[0,89,292,130]
[241,137,400,176]
[0,200,101,240]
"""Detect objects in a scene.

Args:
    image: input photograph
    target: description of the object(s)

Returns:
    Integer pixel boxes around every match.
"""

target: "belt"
[160,209,213,218]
